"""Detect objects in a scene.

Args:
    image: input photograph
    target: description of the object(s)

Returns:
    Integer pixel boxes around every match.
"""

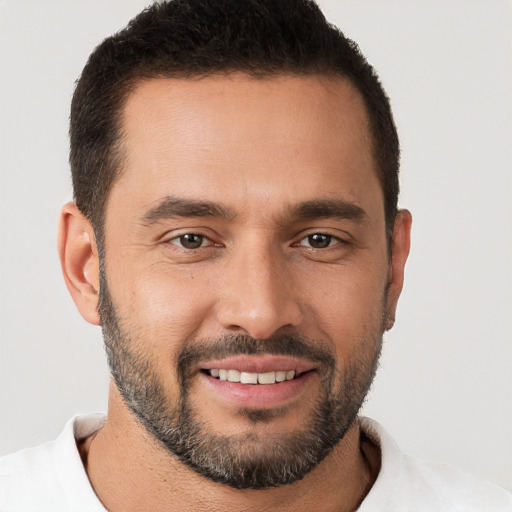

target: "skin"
[59,74,411,511]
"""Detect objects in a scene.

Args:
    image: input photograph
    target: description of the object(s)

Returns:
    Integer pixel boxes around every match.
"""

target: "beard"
[98,271,384,490]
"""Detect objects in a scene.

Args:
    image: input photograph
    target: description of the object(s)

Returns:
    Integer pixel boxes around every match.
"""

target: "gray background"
[1,0,511,490]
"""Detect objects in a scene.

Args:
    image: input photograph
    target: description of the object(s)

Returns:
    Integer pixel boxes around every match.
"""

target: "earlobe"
[385,209,412,331]
[58,202,101,326]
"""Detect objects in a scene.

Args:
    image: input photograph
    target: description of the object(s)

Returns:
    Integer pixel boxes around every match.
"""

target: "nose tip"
[218,298,303,340]
[215,251,303,339]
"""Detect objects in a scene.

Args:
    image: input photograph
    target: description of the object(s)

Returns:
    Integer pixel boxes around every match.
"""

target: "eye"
[298,233,339,249]
[169,233,209,249]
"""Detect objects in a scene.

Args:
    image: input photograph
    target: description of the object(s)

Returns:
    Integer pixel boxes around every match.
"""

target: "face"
[99,74,398,488]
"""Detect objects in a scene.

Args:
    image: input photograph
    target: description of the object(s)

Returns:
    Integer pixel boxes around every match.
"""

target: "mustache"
[177,333,336,380]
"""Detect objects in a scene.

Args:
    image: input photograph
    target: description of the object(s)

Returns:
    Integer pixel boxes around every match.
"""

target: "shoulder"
[396,452,512,510]
[0,438,60,497]
[0,413,107,512]
[359,417,512,512]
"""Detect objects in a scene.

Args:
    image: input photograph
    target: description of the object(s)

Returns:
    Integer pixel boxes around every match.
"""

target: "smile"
[206,369,297,384]
[197,355,318,408]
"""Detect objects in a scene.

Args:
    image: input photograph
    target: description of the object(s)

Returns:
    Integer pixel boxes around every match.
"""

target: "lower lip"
[199,371,316,409]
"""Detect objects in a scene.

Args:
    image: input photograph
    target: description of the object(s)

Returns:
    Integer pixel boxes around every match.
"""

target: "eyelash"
[166,232,346,251]
[167,233,218,250]
[294,233,343,250]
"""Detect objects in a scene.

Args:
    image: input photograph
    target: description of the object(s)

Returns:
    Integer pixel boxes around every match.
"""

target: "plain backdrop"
[0,0,511,491]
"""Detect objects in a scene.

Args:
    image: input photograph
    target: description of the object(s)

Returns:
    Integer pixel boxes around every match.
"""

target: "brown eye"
[174,234,206,249]
[304,233,333,249]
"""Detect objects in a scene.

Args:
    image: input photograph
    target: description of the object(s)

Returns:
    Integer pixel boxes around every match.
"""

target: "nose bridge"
[217,236,302,338]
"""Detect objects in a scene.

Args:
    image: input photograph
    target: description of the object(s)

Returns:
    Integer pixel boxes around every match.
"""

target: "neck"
[82,385,379,512]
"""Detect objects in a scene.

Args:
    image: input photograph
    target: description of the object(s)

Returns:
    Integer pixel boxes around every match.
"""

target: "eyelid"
[293,229,352,246]
[167,233,211,249]
[160,227,223,252]
[160,226,220,242]
[298,234,340,249]
[160,228,351,250]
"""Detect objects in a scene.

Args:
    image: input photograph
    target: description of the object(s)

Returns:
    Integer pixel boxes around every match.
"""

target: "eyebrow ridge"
[289,199,367,222]
[141,196,366,226]
[141,196,235,225]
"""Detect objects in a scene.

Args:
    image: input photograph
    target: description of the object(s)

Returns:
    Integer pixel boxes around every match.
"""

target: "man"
[0,0,510,510]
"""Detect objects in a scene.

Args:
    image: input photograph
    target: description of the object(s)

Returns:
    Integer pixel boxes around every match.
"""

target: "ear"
[385,209,412,331]
[58,202,101,325]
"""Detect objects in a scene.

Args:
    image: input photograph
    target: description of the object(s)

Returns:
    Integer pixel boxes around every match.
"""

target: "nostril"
[215,284,303,339]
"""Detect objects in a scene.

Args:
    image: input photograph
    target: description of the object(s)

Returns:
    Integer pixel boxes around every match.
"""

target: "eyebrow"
[141,196,236,225]
[288,199,367,223]
[140,195,367,226]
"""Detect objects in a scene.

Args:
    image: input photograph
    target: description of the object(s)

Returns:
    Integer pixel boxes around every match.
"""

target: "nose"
[216,242,303,339]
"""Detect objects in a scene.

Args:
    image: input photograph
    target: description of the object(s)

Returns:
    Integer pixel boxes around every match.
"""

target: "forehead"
[109,73,382,224]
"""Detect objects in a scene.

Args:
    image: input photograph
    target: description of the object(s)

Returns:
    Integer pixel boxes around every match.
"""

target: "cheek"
[109,262,216,353]
[304,264,388,348]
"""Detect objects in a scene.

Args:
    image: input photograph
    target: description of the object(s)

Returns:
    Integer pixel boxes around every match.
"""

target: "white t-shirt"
[0,414,510,511]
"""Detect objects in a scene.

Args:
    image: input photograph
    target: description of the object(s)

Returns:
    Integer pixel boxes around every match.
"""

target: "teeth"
[208,369,297,384]
[258,371,276,384]
[275,371,286,382]
[227,369,241,383]
[240,372,258,384]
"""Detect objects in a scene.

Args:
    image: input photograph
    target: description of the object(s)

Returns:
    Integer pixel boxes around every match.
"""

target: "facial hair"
[98,270,384,489]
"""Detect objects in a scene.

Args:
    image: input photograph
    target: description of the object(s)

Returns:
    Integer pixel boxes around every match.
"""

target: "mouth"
[196,355,318,409]
[202,368,302,384]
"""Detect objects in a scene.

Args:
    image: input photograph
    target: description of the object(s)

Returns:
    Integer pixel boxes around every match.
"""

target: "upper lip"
[197,355,317,374]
